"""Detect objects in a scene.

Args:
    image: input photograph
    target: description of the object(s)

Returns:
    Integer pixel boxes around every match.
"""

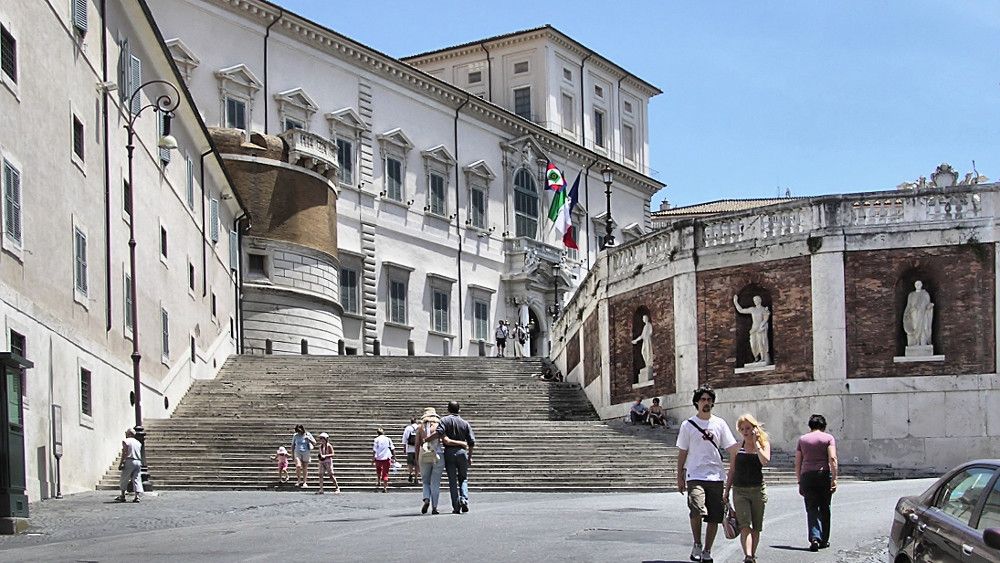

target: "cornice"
[206,0,663,195]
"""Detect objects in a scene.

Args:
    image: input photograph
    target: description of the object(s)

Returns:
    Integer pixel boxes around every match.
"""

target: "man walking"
[676,386,738,562]
[438,400,476,513]
[115,428,143,503]
[402,416,420,484]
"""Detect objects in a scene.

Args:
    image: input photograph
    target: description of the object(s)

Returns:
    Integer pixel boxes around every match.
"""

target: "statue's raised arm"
[733,295,750,314]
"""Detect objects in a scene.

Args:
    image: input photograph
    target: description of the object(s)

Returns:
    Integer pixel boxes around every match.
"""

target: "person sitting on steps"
[629,397,649,425]
[648,397,667,427]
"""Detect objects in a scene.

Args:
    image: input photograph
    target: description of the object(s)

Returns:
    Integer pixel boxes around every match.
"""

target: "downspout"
[578,52,592,147]
[262,9,284,134]
[233,212,250,354]
[583,158,600,271]
[479,41,492,103]
[101,0,112,331]
[199,149,212,296]
[453,94,470,352]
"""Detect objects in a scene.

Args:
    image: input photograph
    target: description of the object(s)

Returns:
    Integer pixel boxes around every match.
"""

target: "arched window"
[513,168,538,238]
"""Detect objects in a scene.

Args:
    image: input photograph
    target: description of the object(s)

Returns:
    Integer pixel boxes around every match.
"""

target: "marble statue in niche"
[733,295,771,367]
[903,280,935,356]
[631,314,653,384]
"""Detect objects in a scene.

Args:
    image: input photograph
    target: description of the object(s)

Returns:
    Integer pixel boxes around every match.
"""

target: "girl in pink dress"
[271,446,291,483]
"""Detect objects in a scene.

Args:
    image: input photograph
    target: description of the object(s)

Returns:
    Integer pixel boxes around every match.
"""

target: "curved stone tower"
[211,128,343,354]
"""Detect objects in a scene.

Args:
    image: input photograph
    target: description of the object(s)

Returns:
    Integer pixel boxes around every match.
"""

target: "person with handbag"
[794,413,838,552]
[724,414,771,563]
[416,407,444,514]
[675,386,738,563]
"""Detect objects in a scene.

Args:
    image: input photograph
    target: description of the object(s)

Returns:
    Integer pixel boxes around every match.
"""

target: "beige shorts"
[687,480,725,523]
[732,484,767,531]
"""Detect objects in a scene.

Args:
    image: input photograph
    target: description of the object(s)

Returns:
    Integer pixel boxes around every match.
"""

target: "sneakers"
[114,495,127,503]
[460,501,469,513]
[421,499,430,514]
[699,549,712,563]
[689,543,702,561]
[809,540,820,552]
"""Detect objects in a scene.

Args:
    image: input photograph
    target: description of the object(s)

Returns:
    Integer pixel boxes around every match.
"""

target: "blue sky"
[271,0,1000,208]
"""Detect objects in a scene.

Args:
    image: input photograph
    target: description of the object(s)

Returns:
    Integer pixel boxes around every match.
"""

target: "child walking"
[316,432,341,494]
[271,446,291,483]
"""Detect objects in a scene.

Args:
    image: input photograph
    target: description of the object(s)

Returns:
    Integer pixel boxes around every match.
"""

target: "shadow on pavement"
[769,544,813,551]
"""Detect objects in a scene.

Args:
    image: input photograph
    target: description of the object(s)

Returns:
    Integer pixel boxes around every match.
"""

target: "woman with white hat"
[315,432,340,494]
[416,407,445,514]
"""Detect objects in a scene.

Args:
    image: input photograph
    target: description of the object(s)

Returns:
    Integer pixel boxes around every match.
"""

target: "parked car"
[889,459,1000,562]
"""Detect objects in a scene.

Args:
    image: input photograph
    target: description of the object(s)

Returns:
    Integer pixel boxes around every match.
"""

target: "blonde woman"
[416,407,444,514]
[724,414,771,563]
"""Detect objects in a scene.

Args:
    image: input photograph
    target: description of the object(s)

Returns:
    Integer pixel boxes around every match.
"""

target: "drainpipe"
[233,212,250,353]
[262,9,284,134]
[583,158,600,271]
[101,0,112,331]
[453,94,470,352]
[578,52,592,147]
[479,42,492,103]
[199,149,212,296]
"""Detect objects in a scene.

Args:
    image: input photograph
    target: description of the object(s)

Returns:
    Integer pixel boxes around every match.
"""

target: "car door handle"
[917,523,927,532]
[962,544,973,555]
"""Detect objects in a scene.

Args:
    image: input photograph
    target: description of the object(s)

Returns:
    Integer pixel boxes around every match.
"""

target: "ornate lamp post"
[601,164,615,249]
[124,80,180,489]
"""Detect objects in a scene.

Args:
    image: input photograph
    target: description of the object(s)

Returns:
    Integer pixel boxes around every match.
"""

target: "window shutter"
[209,198,219,242]
[72,0,88,35]
[4,163,21,243]
[161,309,170,357]
[117,37,130,107]
[228,229,238,271]
[186,156,194,208]
[158,112,171,164]
[129,55,142,115]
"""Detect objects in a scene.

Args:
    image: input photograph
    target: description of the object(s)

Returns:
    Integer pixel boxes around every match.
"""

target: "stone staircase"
[98,356,686,492]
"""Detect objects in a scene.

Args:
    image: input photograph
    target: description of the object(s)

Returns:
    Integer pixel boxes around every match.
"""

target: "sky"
[270,0,1000,209]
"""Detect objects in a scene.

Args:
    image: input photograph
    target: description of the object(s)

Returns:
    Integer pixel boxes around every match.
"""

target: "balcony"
[278,128,339,181]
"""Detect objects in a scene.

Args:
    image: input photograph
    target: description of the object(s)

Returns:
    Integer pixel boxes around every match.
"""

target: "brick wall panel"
[608,279,676,404]
[567,328,581,373]
[583,312,601,387]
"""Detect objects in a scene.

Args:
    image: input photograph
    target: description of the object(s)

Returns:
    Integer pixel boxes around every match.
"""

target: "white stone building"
[0,0,243,501]
[150,0,665,358]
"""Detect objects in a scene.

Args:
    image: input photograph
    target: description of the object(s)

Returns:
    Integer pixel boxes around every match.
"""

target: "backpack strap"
[686,418,720,450]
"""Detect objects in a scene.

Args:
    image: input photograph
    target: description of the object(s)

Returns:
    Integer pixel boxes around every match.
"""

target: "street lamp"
[124,79,181,490]
[601,164,615,249]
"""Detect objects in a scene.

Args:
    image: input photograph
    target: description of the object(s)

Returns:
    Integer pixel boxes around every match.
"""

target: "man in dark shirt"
[438,400,476,513]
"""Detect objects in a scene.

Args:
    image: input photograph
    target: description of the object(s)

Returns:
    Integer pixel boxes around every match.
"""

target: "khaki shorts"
[732,484,767,531]
[687,480,725,523]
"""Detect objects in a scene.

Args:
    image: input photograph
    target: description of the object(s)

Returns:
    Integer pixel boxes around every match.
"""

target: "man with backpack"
[675,386,738,563]
[402,417,420,484]
[494,320,509,357]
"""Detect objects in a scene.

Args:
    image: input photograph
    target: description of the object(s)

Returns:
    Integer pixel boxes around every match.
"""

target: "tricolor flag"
[545,162,565,191]
[548,171,581,250]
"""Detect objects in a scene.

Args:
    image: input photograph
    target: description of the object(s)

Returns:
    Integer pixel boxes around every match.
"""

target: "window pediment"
[377,128,414,154]
[274,88,318,115]
[215,64,262,96]
[421,145,455,169]
[463,160,496,183]
[622,222,644,239]
[165,38,200,81]
[500,135,549,167]
[326,107,369,134]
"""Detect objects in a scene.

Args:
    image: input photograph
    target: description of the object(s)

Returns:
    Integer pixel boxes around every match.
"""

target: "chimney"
[658,199,671,212]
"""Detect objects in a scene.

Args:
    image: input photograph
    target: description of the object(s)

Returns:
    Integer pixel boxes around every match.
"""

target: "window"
[385,157,403,201]
[9,330,25,399]
[432,290,449,333]
[74,227,88,295]
[470,186,486,229]
[468,70,482,84]
[284,118,303,131]
[225,97,246,130]
[623,124,635,161]
[337,138,354,186]
[3,160,22,245]
[513,87,531,120]
[80,368,92,417]
[513,61,529,74]
[561,93,574,132]
[388,279,407,324]
[160,226,168,258]
[209,198,219,242]
[513,168,538,238]
[1,24,16,84]
[340,268,359,314]
[185,155,195,209]
[977,474,1000,531]
[161,308,170,359]
[594,84,604,99]
[429,173,446,215]
[623,100,633,114]
[594,109,606,148]
[211,292,217,318]
[72,116,85,161]
[122,179,132,220]
[188,262,195,291]
[229,230,238,272]
[563,68,572,81]
[247,253,266,277]
[72,0,88,35]
[124,272,134,333]
[934,466,995,525]
[474,299,489,340]
[158,112,171,164]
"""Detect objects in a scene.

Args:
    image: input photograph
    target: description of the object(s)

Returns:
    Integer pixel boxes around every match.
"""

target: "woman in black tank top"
[724,414,771,563]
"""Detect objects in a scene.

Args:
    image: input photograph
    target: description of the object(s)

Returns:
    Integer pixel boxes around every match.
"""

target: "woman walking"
[724,414,771,563]
[794,413,838,551]
[291,424,316,488]
[416,407,445,514]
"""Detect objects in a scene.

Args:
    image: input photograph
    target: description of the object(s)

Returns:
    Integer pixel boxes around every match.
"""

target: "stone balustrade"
[278,128,340,181]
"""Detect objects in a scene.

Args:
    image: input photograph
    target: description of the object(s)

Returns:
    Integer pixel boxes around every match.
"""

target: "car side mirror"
[984,528,1000,550]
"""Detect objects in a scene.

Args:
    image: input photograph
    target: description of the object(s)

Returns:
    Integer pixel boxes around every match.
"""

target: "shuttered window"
[432,290,449,333]
[474,300,489,340]
[3,161,22,244]
[124,273,134,333]
[229,230,238,272]
[470,186,486,229]
[340,268,358,314]
[1,25,16,83]
[513,168,538,238]
[159,112,171,164]
[72,0,88,34]
[337,138,353,185]
[186,155,195,208]
[386,157,402,201]
[429,173,446,215]
[74,228,88,295]
[80,368,92,417]
[209,198,219,242]
[161,308,170,359]
[388,280,406,324]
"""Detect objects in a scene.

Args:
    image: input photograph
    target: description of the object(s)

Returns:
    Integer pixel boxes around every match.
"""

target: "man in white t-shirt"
[372,427,395,493]
[675,386,738,563]
[402,417,420,484]
[115,428,144,503]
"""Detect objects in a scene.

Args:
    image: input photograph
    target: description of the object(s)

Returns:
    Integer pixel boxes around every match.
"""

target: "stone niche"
[696,256,813,389]
[845,245,995,378]
[607,279,675,405]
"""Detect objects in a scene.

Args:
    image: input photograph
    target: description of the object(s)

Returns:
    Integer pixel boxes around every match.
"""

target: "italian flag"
[548,171,581,249]
[545,162,565,191]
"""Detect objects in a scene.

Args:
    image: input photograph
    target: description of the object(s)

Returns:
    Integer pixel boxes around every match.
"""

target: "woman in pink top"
[794,414,839,552]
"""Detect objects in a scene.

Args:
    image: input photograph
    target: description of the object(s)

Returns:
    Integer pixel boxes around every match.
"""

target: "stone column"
[811,244,847,381]
[673,272,699,394]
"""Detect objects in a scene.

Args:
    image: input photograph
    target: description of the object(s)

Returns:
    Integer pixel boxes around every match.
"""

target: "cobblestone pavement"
[0,480,933,562]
